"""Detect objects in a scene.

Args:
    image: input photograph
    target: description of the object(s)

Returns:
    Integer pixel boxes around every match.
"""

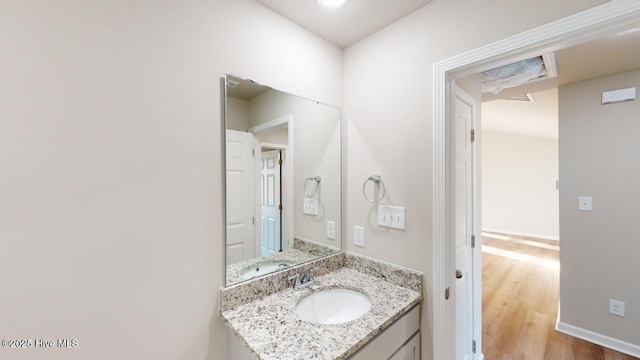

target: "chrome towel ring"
[304,176,321,198]
[363,175,385,203]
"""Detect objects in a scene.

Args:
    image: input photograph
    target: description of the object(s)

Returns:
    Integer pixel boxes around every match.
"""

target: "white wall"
[558,69,640,348]
[342,0,606,357]
[481,130,559,239]
[0,1,341,359]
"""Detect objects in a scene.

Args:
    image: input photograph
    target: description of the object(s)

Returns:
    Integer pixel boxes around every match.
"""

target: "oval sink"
[295,289,371,325]
[240,262,289,280]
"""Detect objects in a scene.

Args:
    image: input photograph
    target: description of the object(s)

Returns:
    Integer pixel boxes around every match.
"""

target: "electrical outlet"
[327,221,336,240]
[354,226,364,247]
[609,299,625,317]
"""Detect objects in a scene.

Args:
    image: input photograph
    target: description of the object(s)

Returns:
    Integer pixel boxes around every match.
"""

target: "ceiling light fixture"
[316,0,350,9]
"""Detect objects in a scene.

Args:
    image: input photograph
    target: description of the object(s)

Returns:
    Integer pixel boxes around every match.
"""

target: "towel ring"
[304,176,321,198]
[362,175,385,203]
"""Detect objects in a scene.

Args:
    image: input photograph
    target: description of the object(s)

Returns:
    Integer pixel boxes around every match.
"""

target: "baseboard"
[476,353,485,360]
[555,321,640,358]
[481,228,559,241]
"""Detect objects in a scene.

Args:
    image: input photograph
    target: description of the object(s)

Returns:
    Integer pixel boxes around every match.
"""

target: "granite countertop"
[221,265,422,360]
[226,249,318,285]
[226,238,340,285]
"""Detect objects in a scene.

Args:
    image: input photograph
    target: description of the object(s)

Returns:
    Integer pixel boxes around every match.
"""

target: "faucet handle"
[288,273,300,288]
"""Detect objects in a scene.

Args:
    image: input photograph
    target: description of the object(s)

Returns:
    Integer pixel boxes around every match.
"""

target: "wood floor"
[481,231,638,360]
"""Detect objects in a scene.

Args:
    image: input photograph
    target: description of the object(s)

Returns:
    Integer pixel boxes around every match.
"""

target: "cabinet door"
[389,332,420,360]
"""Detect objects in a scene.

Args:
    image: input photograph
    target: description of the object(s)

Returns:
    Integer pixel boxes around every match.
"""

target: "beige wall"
[249,90,342,248]
[342,0,606,357]
[0,1,341,359]
[558,69,640,346]
[256,128,288,145]
[226,96,250,131]
[481,130,559,239]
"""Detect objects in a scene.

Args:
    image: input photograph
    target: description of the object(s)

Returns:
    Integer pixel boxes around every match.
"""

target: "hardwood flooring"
[481,231,638,360]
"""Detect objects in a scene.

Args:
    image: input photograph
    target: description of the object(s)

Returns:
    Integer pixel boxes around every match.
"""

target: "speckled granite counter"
[220,252,423,360]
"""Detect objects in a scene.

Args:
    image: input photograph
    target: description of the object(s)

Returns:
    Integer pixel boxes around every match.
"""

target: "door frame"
[432,1,640,359]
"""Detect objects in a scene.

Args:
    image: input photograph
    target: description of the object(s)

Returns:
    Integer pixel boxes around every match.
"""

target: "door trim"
[432,1,640,359]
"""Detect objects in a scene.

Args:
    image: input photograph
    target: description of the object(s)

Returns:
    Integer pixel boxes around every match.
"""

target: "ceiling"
[255,0,432,48]
[481,27,640,139]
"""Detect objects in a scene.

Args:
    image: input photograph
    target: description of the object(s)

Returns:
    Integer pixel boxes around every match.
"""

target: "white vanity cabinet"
[228,329,257,360]
[388,332,420,360]
[228,305,420,360]
[349,305,420,360]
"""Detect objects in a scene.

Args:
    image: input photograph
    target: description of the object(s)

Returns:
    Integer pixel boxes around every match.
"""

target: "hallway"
[481,231,638,359]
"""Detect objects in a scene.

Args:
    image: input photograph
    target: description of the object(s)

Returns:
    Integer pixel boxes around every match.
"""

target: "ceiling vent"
[482,53,557,94]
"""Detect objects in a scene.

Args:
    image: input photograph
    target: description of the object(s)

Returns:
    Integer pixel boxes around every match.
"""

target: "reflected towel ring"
[362,175,385,203]
[304,176,321,198]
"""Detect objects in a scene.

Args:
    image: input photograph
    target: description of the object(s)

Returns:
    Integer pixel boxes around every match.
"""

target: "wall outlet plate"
[609,299,625,317]
[327,221,336,240]
[354,226,364,247]
[378,205,406,230]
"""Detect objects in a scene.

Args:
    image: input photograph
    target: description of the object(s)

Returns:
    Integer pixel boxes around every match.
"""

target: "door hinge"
[278,204,283,211]
[472,340,477,353]
[251,149,255,157]
[445,287,450,300]
[278,159,283,165]
[471,129,476,143]
[251,216,255,225]
[471,234,476,248]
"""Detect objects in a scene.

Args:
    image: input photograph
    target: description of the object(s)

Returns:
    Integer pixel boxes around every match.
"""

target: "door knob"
[456,270,463,279]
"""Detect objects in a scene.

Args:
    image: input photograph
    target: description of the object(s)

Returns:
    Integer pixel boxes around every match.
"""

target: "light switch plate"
[378,205,406,230]
[303,199,318,216]
[578,196,593,211]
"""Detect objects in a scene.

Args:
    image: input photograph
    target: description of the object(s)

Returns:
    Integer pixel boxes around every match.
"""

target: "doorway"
[478,87,561,358]
[433,2,640,359]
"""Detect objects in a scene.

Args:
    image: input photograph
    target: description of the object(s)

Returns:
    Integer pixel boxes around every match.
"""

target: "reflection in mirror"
[224,75,341,286]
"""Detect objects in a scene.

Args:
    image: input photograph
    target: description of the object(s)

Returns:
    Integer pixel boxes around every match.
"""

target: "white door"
[454,85,475,360]
[226,130,259,265]
[261,149,282,257]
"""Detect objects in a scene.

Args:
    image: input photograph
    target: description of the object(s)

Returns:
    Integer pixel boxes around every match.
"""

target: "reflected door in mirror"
[261,149,282,256]
[226,129,260,265]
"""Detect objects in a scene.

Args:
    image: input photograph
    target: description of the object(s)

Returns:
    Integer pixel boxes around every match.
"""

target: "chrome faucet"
[288,266,321,290]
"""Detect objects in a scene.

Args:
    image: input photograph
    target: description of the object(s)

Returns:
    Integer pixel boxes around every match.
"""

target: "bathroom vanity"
[220,252,423,360]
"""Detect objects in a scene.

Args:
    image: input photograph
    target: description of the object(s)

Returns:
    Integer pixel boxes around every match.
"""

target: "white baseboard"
[555,321,640,358]
[481,228,559,241]
[476,353,485,360]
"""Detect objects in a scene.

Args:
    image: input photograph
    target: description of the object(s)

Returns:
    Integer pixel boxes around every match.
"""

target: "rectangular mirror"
[224,75,341,286]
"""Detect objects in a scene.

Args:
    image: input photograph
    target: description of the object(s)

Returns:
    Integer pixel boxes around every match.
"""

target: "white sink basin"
[295,289,371,325]
[240,262,289,280]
